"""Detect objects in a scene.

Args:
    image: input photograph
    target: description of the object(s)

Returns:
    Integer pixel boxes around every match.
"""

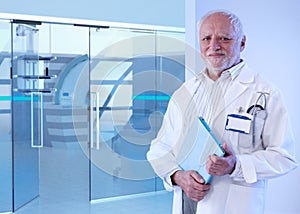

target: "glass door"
[89,28,157,200]
[11,21,90,211]
[89,27,186,201]
[39,23,90,211]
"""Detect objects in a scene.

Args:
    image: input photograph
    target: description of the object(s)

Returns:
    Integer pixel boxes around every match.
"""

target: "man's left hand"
[206,143,236,176]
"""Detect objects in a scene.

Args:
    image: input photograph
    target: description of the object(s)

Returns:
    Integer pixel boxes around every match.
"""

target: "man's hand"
[171,170,210,202]
[206,143,236,176]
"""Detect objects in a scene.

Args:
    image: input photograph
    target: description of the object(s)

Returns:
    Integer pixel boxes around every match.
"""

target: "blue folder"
[179,117,225,184]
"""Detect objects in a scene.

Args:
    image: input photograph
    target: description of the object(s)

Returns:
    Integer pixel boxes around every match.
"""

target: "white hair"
[197,9,245,42]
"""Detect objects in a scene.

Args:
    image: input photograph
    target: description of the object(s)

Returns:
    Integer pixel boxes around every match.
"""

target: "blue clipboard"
[179,117,225,184]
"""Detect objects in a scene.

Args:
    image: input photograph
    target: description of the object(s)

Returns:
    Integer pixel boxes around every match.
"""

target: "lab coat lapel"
[214,66,255,120]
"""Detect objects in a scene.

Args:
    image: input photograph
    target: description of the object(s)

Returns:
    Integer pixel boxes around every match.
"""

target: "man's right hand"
[171,170,210,202]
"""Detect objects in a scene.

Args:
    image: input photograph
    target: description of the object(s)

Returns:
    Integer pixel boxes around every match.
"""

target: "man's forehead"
[200,16,235,35]
[200,24,235,35]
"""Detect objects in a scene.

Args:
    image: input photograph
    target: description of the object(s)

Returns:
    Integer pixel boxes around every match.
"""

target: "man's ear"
[240,35,246,52]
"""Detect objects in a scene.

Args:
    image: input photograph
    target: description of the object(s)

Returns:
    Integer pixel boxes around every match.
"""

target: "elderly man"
[147,10,297,214]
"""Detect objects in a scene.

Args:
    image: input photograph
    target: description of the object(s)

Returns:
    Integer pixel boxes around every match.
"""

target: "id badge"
[225,113,253,134]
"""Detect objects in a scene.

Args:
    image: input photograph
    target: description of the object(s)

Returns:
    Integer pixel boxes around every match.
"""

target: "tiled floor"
[11,145,173,214]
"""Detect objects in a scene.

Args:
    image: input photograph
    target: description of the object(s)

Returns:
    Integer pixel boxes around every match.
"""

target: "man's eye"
[202,37,210,41]
[220,37,231,41]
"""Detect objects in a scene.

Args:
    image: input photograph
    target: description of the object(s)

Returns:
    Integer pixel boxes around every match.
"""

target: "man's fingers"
[190,170,205,184]
[188,186,210,202]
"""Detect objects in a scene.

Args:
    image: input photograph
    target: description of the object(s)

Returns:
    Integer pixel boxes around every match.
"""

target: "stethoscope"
[247,91,269,147]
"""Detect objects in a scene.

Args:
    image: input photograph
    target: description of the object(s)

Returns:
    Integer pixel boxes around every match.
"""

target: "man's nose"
[210,38,221,50]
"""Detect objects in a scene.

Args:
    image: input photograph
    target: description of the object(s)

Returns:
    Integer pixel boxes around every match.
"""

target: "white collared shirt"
[191,60,245,125]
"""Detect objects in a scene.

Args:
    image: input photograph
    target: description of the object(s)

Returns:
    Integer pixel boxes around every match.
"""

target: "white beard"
[203,55,240,78]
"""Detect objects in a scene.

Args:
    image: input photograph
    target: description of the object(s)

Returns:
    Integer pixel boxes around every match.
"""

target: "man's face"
[199,13,245,74]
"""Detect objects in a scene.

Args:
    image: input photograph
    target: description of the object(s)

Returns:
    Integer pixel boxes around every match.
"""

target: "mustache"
[206,51,226,56]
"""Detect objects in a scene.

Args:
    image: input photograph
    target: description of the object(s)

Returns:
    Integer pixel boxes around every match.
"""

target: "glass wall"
[0,20,12,213]
[0,15,185,212]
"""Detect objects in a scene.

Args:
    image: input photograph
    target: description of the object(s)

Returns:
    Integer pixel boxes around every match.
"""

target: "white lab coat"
[147,65,298,214]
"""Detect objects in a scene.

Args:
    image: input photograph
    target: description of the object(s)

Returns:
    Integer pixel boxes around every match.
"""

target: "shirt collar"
[198,60,245,82]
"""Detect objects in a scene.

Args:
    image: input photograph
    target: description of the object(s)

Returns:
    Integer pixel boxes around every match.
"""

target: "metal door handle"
[31,92,43,148]
[90,92,100,149]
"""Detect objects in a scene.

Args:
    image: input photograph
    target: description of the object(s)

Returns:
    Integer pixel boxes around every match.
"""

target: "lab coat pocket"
[238,110,267,153]
[224,183,265,214]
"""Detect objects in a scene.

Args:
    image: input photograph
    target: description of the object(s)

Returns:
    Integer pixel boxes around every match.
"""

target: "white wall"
[186,1,300,213]
[0,0,184,27]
